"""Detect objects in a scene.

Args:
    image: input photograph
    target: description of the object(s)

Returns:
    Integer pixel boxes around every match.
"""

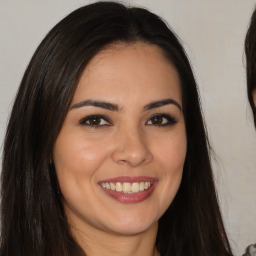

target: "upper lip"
[98,176,158,183]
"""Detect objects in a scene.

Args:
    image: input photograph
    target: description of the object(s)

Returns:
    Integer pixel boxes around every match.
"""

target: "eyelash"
[79,113,177,128]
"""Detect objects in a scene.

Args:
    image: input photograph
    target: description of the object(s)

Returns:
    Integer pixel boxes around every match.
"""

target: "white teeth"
[115,182,122,192]
[110,183,116,190]
[139,182,144,191]
[123,182,131,193]
[100,181,153,193]
[131,182,139,193]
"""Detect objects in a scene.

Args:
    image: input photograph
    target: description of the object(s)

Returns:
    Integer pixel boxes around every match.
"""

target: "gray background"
[0,1,256,255]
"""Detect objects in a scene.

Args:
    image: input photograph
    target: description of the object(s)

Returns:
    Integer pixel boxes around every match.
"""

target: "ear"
[253,89,256,107]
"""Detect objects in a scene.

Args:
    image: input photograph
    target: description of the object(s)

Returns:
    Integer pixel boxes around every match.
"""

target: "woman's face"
[53,42,187,237]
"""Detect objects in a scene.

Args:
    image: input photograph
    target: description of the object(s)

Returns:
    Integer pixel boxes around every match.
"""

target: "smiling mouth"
[100,181,153,194]
[98,176,157,203]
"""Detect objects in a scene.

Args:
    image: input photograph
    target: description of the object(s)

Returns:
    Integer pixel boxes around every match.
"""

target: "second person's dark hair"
[245,6,256,127]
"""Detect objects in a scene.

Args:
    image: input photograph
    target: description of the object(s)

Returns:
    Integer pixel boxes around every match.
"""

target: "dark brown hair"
[245,6,256,127]
[1,2,233,256]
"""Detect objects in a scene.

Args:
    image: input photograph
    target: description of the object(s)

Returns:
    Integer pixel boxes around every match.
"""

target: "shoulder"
[243,244,256,256]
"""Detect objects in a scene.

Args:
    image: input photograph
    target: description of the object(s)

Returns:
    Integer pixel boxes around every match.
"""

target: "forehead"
[73,42,182,106]
[84,42,175,74]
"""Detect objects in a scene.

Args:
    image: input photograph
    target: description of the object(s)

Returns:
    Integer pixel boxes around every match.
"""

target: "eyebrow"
[143,99,182,112]
[70,100,119,111]
[70,98,182,112]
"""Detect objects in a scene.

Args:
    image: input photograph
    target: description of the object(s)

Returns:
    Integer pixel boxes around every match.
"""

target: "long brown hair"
[1,2,233,256]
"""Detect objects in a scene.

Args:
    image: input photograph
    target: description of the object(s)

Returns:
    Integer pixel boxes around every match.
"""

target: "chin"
[102,215,158,236]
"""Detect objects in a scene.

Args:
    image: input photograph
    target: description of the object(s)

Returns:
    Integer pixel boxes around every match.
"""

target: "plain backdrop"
[0,1,256,255]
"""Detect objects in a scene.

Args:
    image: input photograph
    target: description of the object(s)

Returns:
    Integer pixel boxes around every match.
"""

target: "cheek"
[152,130,186,211]
[53,132,112,192]
[52,133,113,217]
[154,130,187,172]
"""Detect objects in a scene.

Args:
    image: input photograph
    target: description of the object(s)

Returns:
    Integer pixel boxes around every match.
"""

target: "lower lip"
[101,183,157,204]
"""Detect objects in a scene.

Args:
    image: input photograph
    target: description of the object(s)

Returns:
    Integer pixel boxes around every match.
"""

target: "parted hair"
[1,2,233,256]
[245,5,256,127]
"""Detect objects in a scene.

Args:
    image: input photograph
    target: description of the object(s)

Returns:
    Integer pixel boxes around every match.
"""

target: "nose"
[111,126,153,167]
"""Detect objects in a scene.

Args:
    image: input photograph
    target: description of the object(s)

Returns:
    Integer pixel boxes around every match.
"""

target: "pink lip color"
[98,176,158,204]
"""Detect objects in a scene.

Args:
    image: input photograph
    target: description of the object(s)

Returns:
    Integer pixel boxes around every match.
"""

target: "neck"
[70,220,159,256]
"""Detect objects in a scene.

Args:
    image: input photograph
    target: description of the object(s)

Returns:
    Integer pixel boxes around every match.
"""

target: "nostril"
[117,159,128,165]
[116,157,146,166]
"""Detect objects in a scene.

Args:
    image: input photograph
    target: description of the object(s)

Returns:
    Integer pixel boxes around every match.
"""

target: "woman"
[243,6,256,256]
[245,6,256,128]
[0,2,233,256]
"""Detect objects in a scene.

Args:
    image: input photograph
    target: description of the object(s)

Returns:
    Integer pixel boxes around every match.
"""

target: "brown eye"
[146,114,177,126]
[79,115,110,127]
[151,116,163,125]
[88,117,102,125]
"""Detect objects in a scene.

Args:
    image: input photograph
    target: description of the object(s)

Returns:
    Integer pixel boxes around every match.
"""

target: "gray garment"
[243,244,256,256]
